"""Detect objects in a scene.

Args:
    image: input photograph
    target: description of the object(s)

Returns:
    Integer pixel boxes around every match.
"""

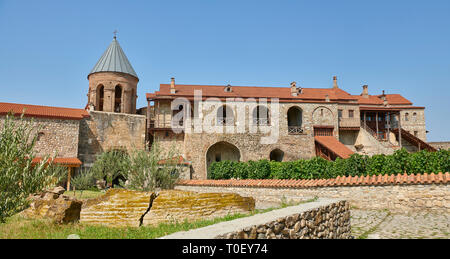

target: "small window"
[348,110,354,118]
[405,113,409,121]
[338,110,343,118]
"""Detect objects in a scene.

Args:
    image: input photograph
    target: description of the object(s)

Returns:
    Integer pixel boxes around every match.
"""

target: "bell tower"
[87,35,139,114]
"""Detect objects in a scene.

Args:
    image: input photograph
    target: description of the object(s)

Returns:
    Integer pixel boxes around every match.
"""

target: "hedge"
[208,149,450,180]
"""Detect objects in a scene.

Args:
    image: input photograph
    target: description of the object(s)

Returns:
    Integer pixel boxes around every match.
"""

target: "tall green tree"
[0,114,64,223]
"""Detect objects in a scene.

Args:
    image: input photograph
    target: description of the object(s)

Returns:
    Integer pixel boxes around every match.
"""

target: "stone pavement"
[351,209,450,239]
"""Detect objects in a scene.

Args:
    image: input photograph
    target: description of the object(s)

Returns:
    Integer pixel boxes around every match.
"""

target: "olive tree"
[126,143,180,192]
[0,114,64,223]
[90,149,131,188]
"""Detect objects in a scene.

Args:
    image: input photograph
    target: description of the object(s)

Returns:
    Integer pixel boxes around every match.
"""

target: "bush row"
[209,149,450,180]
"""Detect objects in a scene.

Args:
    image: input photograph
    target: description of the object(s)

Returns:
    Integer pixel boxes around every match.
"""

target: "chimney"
[333,76,338,89]
[362,85,369,98]
[291,81,298,96]
[170,77,176,94]
[325,94,330,102]
[381,90,388,106]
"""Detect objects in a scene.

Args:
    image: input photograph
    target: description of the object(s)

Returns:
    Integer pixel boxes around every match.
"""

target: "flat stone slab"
[160,198,343,239]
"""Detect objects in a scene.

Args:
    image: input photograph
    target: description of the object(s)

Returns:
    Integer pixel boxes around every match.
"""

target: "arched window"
[287,106,303,134]
[270,149,284,162]
[173,104,184,126]
[405,113,409,121]
[114,85,122,113]
[97,85,104,111]
[217,105,234,125]
[413,112,417,122]
[252,105,270,125]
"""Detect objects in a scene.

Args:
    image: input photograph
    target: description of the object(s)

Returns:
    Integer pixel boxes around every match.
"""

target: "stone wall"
[429,141,450,151]
[176,101,338,179]
[398,108,427,142]
[0,116,80,158]
[80,189,255,227]
[161,198,351,239]
[78,111,146,167]
[175,174,450,213]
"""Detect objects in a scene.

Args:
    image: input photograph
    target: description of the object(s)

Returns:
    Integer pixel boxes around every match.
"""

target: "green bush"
[208,149,450,180]
[0,114,64,223]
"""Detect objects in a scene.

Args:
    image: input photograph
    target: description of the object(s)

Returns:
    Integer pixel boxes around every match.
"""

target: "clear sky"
[0,0,449,141]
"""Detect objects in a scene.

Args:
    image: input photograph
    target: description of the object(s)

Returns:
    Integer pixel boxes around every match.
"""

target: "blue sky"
[0,0,449,141]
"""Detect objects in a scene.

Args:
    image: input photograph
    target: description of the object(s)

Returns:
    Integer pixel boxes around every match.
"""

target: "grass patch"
[0,197,319,239]
[64,190,105,200]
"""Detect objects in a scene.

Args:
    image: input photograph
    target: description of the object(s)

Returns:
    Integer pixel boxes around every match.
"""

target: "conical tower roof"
[89,37,138,79]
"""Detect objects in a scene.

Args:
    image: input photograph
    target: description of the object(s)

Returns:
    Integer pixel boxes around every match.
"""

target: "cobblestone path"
[351,209,450,239]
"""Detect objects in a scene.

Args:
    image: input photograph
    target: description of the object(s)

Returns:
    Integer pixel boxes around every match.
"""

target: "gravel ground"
[351,209,450,239]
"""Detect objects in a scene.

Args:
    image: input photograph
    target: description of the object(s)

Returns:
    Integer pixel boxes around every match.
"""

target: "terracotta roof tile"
[149,84,358,102]
[32,157,82,167]
[0,102,89,120]
[177,173,449,188]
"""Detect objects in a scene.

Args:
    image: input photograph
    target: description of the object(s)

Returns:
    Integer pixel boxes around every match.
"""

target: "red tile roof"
[314,136,354,159]
[380,94,413,105]
[31,157,82,167]
[147,83,415,108]
[148,84,358,102]
[353,94,413,106]
[0,102,89,120]
[177,172,450,188]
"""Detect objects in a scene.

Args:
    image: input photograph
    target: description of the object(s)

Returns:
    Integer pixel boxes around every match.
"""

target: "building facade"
[0,37,436,182]
[146,77,435,179]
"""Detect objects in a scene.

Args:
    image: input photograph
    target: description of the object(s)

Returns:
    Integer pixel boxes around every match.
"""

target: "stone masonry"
[176,173,450,213]
[77,111,146,168]
[161,198,351,239]
[0,116,80,158]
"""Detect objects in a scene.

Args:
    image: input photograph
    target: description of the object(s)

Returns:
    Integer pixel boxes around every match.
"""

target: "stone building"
[146,77,436,179]
[0,36,437,182]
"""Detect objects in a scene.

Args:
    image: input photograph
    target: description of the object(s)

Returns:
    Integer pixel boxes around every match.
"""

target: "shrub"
[125,143,180,191]
[71,169,96,196]
[0,114,64,223]
[91,149,131,187]
[208,148,449,180]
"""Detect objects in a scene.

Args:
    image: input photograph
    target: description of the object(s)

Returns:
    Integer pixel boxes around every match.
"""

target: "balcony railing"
[217,117,235,126]
[288,126,304,135]
[252,118,270,125]
[338,117,361,128]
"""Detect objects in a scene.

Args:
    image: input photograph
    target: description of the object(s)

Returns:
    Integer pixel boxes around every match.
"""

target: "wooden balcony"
[338,118,361,128]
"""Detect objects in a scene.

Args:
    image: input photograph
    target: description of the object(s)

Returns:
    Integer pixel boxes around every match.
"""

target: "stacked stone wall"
[0,116,80,158]
[77,111,146,167]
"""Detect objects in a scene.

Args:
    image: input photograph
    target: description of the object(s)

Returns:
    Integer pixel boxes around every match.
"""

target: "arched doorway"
[270,149,284,162]
[206,142,240,177]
